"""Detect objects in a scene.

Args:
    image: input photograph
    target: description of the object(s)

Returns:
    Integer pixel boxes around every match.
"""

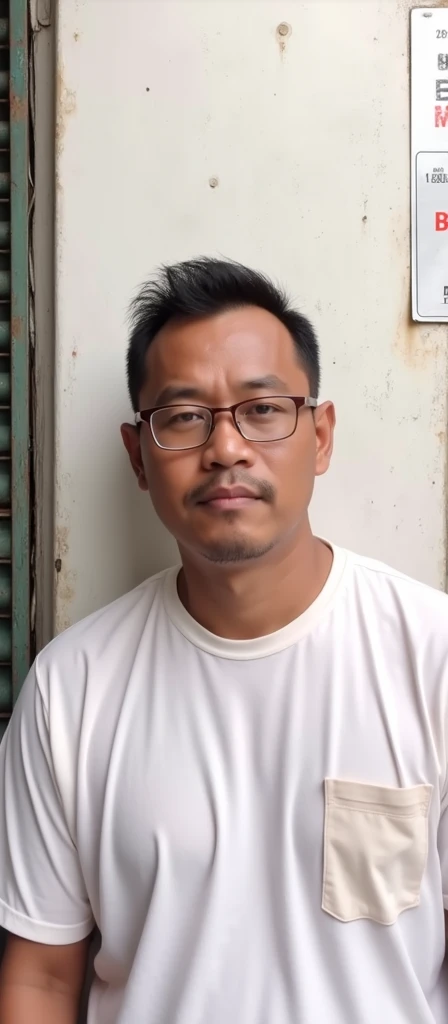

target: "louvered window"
[0,0,31,742]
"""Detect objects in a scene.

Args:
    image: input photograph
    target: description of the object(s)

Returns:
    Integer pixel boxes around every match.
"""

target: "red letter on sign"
[435,105,448,127]
[436,212,448,230]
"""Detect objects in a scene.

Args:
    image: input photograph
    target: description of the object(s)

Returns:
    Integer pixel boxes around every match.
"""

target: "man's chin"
[199,539,276,565]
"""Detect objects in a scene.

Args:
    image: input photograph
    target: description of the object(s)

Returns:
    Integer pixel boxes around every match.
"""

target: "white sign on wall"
[412,8,448,321]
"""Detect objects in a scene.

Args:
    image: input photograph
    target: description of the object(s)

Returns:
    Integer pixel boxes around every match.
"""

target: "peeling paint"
[55,524,69,559]
[10,93,27,121]
[55,65,76,160]
[30,0,51,28]
[394,296,441,370]
[11,315,24,340]
[54,524,77,634]
[394,267,425,369]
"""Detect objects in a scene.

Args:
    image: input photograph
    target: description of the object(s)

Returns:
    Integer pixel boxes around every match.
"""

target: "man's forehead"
[147,310,298,369]
[140,308,307,403]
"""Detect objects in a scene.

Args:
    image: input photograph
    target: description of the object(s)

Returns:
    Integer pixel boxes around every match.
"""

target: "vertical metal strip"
[9,0,29,700]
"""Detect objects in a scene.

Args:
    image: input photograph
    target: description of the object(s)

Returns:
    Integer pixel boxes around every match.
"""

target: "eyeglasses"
[135,396,317,451]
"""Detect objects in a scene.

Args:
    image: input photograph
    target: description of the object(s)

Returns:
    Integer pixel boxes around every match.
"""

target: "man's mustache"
[185,473,276,506]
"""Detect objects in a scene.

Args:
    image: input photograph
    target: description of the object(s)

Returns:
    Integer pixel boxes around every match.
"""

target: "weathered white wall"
[53,0,448,632]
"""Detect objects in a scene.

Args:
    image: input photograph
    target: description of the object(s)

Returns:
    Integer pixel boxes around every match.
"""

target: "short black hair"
[127,257,320,411]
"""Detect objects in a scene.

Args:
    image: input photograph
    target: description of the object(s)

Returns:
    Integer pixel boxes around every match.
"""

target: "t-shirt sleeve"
[0,661,94,944]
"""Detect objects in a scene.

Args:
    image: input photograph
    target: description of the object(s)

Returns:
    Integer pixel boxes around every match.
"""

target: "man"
[0,257,447,1024]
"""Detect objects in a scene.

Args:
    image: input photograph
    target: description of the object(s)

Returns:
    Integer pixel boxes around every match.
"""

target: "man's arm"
[0,933,90,1024]
[0,663,94,977]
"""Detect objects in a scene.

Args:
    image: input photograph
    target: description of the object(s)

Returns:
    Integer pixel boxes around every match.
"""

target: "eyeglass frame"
[135,395,318,451]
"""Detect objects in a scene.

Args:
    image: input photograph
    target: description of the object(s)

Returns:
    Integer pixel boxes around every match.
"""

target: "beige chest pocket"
[322,779,432,925]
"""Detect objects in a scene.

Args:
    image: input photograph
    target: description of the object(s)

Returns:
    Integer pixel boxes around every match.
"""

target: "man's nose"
[200,411,254,468]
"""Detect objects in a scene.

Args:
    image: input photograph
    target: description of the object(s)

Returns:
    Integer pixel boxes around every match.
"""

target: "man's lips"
[197,486,261,509]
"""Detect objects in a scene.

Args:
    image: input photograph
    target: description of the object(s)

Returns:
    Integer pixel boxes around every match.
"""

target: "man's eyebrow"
[153,385,203,406]
[153,375,290,407]
[240,375,289,392]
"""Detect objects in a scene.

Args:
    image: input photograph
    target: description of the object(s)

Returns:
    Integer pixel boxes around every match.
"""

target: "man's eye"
[247,404,280,416]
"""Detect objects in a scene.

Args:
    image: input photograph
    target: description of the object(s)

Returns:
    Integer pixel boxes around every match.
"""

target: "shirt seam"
[0,893,94,933]
[350,556,445,595]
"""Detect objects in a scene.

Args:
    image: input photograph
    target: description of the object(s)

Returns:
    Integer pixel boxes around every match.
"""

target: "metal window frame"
[10,0,30,701]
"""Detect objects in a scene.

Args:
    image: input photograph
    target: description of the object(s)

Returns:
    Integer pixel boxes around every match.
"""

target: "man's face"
[122,306,335,566]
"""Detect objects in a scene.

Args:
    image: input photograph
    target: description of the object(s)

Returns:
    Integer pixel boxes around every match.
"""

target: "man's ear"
[121,423,149,492]
[314,401,335,478]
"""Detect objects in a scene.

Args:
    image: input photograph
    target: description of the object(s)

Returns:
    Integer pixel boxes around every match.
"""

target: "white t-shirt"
[1,544,448,1023]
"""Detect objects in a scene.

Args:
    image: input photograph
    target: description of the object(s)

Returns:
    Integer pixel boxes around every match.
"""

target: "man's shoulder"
[37,566,176,674]
[345,546,448,626]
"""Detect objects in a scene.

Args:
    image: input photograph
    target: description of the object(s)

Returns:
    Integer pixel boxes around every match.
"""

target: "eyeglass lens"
[150,397,299,450]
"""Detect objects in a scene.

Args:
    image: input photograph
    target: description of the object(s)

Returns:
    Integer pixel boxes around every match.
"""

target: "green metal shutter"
[0,0,31,743]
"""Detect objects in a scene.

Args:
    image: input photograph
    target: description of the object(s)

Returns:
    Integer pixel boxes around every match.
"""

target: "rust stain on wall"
[10,94,27,121]
[10,315,24,340]
[394,268,443,369]
[276,22,291,59]
[65,340,79,399]
[397,0,448,10]
[396,315,441,371]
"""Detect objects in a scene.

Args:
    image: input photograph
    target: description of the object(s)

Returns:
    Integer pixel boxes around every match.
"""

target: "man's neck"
[177,527,333,641]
